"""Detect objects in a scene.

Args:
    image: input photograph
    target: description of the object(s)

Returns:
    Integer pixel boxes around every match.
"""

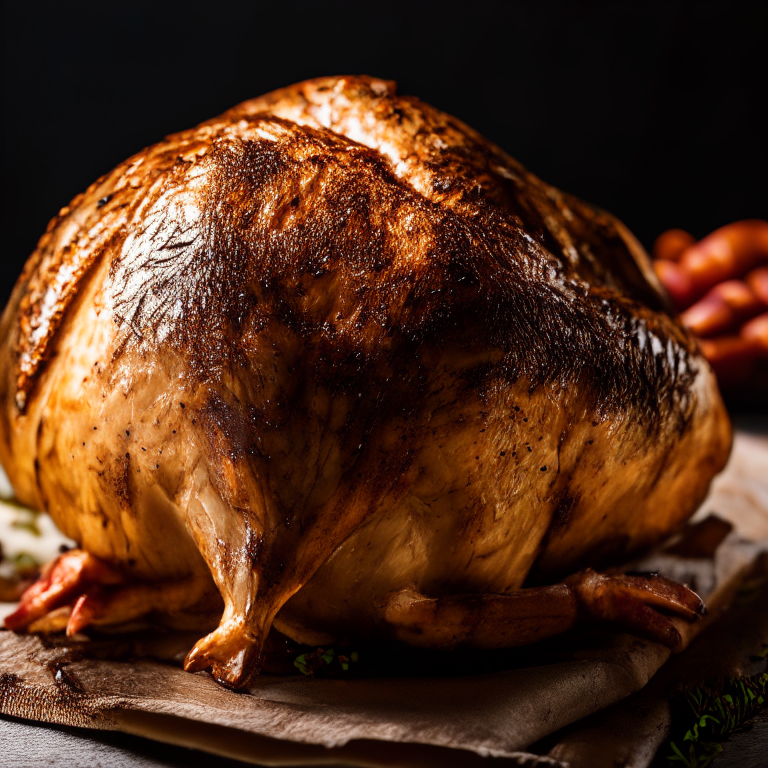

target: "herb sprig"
[665,653,768,768]
[294,648,359,677]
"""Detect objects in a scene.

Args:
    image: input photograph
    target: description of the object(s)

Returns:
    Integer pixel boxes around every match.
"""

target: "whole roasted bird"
[0,76,731,688]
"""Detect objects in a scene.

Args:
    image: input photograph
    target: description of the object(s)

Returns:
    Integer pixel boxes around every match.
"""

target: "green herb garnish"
[9,551,40,578]
[664,668,768,767]
[11,516,42,537]
[294,647,359,677]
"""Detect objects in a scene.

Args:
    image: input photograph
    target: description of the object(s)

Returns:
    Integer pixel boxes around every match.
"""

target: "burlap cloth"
[1,429,766,767]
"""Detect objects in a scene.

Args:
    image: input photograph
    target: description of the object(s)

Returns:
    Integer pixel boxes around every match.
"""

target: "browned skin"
[0,76,731,687]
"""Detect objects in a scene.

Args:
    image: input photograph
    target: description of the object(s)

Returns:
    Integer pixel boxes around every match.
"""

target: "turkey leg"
[5,549,214,636]
[381,570,705,652]
[180,467,272,687]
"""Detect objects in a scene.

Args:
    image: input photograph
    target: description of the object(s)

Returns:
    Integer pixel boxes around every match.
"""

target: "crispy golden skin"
[0,76,730,687]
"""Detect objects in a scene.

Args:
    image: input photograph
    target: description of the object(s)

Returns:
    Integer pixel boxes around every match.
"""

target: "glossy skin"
[0,76,730,687]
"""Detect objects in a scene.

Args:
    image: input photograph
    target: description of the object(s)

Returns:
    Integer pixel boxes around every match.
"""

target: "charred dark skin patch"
[7,78,698,439]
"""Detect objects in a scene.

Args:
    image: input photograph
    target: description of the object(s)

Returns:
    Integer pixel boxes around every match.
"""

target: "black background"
[2,1,767,309]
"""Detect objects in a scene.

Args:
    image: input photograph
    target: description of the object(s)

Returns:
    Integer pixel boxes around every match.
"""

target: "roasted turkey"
[0,76,731,688]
